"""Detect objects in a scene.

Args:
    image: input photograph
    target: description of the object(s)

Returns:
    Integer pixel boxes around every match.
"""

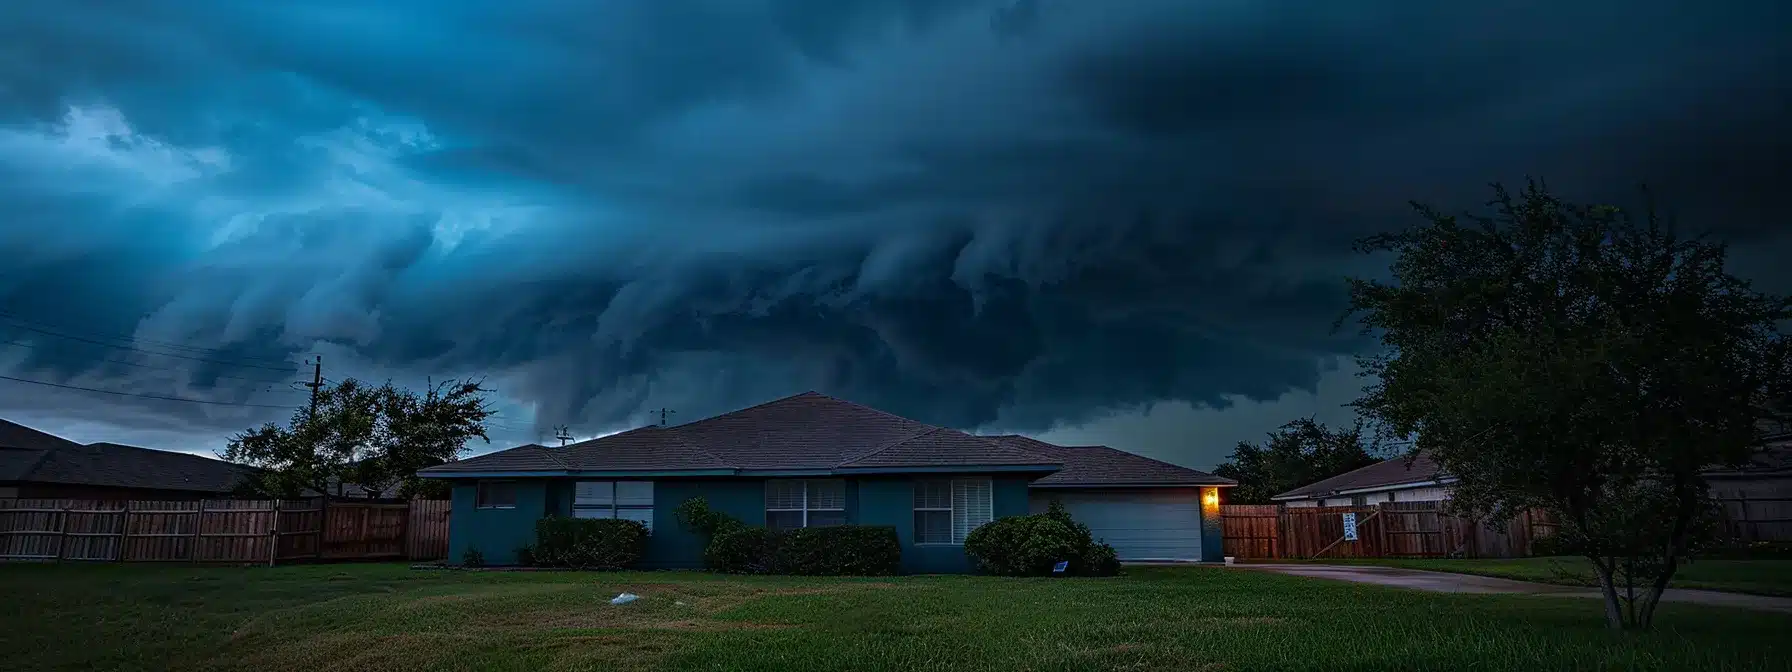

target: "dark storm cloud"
[0,0,1786,462]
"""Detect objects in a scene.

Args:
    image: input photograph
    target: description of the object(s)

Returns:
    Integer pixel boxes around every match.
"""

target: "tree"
[1214,418,1382,504]
[1344,182,1791,630]
[224,378,493,500]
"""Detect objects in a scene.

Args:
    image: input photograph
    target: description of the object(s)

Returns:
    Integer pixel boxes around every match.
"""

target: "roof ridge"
[668,391,826,432]
[1081,444,1219,474]
[531,444,573,470]
[836,426,948,467]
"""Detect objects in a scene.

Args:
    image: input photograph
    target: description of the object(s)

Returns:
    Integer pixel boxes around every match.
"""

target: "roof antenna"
[554,425,573,447]
[658,408,676,427]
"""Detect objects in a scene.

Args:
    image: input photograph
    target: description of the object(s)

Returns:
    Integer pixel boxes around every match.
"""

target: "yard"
[4,564,1789,672]
[1310,556,1792,597]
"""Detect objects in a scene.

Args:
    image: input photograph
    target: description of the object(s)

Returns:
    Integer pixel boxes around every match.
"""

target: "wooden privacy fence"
[1221,501,1558,560]
[0,498,451,564]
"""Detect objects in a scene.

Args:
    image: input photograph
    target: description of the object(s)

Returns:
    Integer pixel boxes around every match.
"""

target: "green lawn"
[1310,556,1792,597]
[4,564,1789,672]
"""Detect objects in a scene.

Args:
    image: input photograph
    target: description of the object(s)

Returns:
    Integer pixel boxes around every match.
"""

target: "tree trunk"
[1638,487,1699,629]
[1590,556,1625,630]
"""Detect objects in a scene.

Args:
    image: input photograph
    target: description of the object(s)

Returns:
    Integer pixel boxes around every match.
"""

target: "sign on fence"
[1341,512,1358,541]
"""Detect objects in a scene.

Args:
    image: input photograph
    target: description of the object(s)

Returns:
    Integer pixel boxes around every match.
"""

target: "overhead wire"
[0,310,300,365]
[0,339,308,389]
[0,373,304,409]
[0,321,300,372]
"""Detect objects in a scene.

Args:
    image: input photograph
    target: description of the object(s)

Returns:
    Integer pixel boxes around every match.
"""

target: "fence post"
[267,499,281,568]
[190,500,206,563]
[116,501,131,562]
[1377,503,1390,556]
[316,497,329,562]
[54,505,70,562]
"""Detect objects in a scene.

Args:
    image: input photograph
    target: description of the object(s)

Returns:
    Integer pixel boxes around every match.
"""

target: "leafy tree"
[1345,182,1791,630]
[1214,418,1382,504]
[224,378,493,500]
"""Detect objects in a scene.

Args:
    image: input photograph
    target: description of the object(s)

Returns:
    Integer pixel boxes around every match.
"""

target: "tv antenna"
[554,425,574,447]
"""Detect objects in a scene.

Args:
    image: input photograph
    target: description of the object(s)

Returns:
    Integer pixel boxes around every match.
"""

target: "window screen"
[476,481,518,509]
[913,477,992,544]
[764,479,847,531]
[573,481,655,532]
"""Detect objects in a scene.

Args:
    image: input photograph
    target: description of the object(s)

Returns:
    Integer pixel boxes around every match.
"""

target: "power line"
[0,310,298,365]
[0,339,306,388]
[0,321,300,372]
[0,373,304,409]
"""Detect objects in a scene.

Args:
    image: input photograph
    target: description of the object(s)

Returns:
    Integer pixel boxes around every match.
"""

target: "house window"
[476,481,518,509]
[765,479,847,531]
[1351,494,1368,507]
[913,477,992,545]
[574,481,655,532]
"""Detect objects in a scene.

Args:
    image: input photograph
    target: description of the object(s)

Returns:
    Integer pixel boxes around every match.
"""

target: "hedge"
[773,526,902,576]
[679,497,902,575]
[964,500,1120,576]
[526,515,649,570]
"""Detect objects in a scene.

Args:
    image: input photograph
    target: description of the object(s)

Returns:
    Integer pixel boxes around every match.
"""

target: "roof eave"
[1030,481,1235,489]
[1273,477,1456,500]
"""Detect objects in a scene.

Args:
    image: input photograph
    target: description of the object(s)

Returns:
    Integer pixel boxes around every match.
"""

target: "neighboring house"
[419,392,1235,572]
[1706,433,1792,541]
[0,420,255,499]
[1271,453,1451,508]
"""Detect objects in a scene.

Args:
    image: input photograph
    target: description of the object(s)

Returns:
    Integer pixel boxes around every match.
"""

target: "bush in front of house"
[530,515,649,570]
[705,525,777,574]
[679,496,903,575]
[964,500,1120,577]
[773,526,901,576]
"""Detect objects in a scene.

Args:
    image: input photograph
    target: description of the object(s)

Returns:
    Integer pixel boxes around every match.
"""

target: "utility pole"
[658,408,675,427]
[555,425,573,447]
[304,356,323,419]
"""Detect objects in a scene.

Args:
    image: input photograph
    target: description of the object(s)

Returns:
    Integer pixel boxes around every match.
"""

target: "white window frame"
[573,481,655,532]
[476,481,519,509]
[764,479,846,529]
[913,477,992,546]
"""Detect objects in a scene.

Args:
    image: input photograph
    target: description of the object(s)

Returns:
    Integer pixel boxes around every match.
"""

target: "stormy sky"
[0,0,1786,469]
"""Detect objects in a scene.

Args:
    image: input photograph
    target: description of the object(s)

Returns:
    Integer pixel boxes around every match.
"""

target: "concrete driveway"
[1235,563,1792,614]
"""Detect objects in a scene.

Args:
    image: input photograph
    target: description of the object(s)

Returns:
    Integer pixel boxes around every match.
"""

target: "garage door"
[1028,490,1203,561]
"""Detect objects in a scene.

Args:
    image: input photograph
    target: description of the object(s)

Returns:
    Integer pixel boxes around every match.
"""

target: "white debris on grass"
[610,592,641,605]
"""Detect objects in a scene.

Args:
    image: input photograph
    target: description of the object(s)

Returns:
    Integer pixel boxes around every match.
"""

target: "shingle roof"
[420,392,1060,475]
[0,419,254,494]
[1273,453,1444,500]
[24,443,256,493]
[990,435,1235,487]
[0,419,79,481]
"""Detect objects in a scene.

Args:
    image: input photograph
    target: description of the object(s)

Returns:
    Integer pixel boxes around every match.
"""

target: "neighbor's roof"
[989,435,1235,487]
[0,419,78,481]
[1273,453,1446,501]
[420,392,1062,476]
[0,419,254,493]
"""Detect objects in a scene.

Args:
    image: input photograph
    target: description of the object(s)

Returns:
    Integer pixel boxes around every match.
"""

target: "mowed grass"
[3,564,1789,672]
[1312,556,1792,597]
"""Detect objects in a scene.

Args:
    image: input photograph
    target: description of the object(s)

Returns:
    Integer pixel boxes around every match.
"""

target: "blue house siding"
[448,474,1035,572]
[448,480,549,566]
[857,474,1032,574]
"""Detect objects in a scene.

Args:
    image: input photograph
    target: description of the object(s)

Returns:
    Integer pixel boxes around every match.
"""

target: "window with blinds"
[913,477,992,544]
[573,481,655,531]
[764,479,847,531]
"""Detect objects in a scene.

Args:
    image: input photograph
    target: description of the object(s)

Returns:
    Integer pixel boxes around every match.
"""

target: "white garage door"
[1029,489,1203,561]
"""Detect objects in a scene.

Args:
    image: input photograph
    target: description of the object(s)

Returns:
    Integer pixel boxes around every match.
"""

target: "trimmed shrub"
[964,500,1121,577]
[532,515,649,570]
[706,525,777,574]
[773,526,901,576]
[461,547,485,568]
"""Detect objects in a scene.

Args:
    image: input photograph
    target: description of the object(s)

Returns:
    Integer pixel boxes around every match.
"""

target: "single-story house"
[0,420,256,500]
[1705,433,1792,541]
[419,392,1235,572]
[1271,453,1451,507]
